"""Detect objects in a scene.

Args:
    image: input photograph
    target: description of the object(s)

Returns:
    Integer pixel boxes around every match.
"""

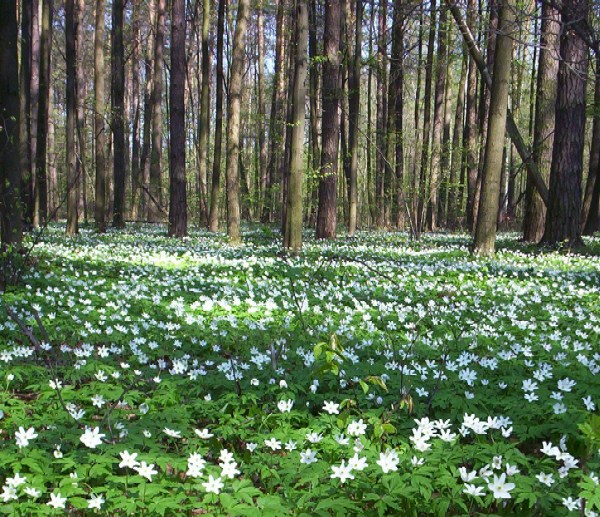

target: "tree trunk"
[284,0,308,253]
[34,0,53,227]
[472,0,514,256]
[130,3,142,221]
[208,0,226,232]
[316,0,342,239]
[307,0,321,227]
[226,0,250,244]
[347,0,362,236]
[94,0,107,232]
[19,0,33,229]
[168,0,188,237]
[375,1,387,228]
[391,0,405,230]
[582,53,600,235]
[111,0,126,228]
[0,0,22,247]
[148,0,166,222]
[541,0,588,248]
[257,1,268,220]
[197,0,211,226]
[522,3,559,242]
[66,0,79,235]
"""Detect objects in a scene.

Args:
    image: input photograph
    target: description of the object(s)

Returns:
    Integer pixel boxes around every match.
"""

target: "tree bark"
[111,0,126,228]
[94,0,107,232]
[316,0,342,239]
[473,0,515,256]
[541,0,588,248]
[198,0,211,226]
[0,0,22,247]
[522,3,559,242]
[226,0,250,244]
[66,0,79,235]
[19,0,33,229]
[582,53,600,235]
[130,3,142,220]
[257,1,268,220]
[375,1,388,228]
[168,0,188,237]
[208,0,226,232]
[391,0,405,230]
[284,0,308,253]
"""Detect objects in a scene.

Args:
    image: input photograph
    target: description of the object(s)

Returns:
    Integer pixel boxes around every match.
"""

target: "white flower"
[80,427,105,449]
[264,437,282,450]
[459,467,477,482]
[24,486,41,498]
[583,396,596,411]
[220,461,240,479]
[377,449,400,474]
[300,449,318,465]
[1,486,17,503]
[347,419,367,437]
[487,473,515,499]
[536,472,554,487]
[6,473,27,487]
[88,494,105,510]
[330,461,354,484]
[348,453,368,471]
[187,452,206,478]
[135,461,158,481]
[246,442,258,452]
[322,401,340,415]
[194,428,214,439]
[285,440,297,451]
[202,475,224,494]
[305,432,323,444]
[562,496,581,511]
[91,394,105,408]
[277,399,294,413]
[15,426,38,448]
[163,427,181,439]
[47,492,67,509]
[119,450,140,469]
[463,483,485,496]
[139,402,150,414]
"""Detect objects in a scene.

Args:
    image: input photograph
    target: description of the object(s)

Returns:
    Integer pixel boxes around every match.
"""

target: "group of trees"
[0,0,599,255]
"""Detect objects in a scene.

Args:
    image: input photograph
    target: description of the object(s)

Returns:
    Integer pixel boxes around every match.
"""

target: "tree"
[582,54,600,236]
[0,0,22,247]
[168,0,188,237]
[65,0,79,236]
[283,0,308,253]
[198,0,211,225]
[522,3,559,242]
[316,0,342,240]
[348,0,362,236]
[541,0,588,248]
[94,0,107,232]
[472,0,515,256]
[226,0,250,245]
[208,0,226,232]
[111,0,126,228]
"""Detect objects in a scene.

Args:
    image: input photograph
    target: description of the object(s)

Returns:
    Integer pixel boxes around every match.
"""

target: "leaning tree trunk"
[522,3,559,242]
[472,0,514,256]
[541,0,588,248]
[283,0,308,253]
[66,0,79,236]
[0,0,22,247]
[94,0,107,232]
[168,0,188,237]
[111,0,126,228]
[316,0,342,240]
[226,0,250,245]
[208,0,225,232]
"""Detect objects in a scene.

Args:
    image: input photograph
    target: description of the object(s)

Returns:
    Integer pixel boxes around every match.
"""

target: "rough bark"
[66,0,79,236]
[130,3,142,220]
[348,0,362,236]
[473,0,515,256]
[19,0,33,229]
[94,0,107,232]
[198,0,211,225]
[316,0,342,239]
[391,0,405,230]
[582,54,600,235]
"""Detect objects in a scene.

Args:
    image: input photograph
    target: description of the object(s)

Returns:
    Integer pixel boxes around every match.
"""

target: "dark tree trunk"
[66,0,79,235]
[374,1,387,228]
[19,0,33,229]
[111,0,126,228]
[391,0,405,230]
[208,0,225,232]
[582,54,600,235]
[198,0,211,226]
[75,0,87,225]
[130,3,142,221]
[464,0,478,232]
[0,0,22,247]
[94,0,107,232]
[316,0,342,239]
[522,4,559,242]
[168,0,188,237]
[542,0,588,248]
[307,0,321,227]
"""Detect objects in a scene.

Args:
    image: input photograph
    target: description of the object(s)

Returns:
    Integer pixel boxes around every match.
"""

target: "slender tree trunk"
[149,0,166,222]
[582,54,600,235]
[34,0,53,227]
[366,0,376,225]
[94,0,107,232]
[257,1,268,219]
[375,1,387,228]
[391,0,405,230]
[28,0,40,227]
[347,0,362,236]
[449,49,467,229]
[226,0,250,244]
[0,0,22,247]
[168,0,188,237]
[541,0,588,248]
[464,0,478,231]
[76,0,87,225]
[284,0,308,253]
[130,3,141,220]
[19,0,33,229]
[208,0,225,232]
[197,0,211,226]
[473,0,514,256]
[522,3,559,242]
[307,0,321,227]
[66,0,79,235]
[316,0,342,239]
[111,0,126,228]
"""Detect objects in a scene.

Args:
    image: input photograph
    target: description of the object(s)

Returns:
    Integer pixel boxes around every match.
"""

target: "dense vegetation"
[1,226,600,514]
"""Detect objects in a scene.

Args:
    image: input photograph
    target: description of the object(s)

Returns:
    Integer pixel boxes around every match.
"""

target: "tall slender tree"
[198,0,211,225]
[169,0,188,237]
[391,0,405,230]
[111,0,126,228]
[582,54,600,236]
[66,0,79,235]
[473,0,515,256]
[542,0,588,247]
[94,0,107,232]
[226,0,250,244]
[0,0,22,247]
[316,0,342,239]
